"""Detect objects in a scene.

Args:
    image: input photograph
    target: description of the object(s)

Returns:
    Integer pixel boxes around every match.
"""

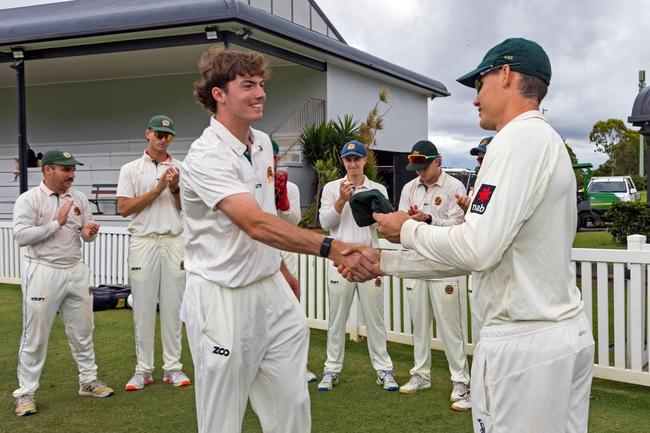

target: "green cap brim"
[150,126,176,135]
[457,66,484,88]
[457,56,500,88]
[44,159,83,166]
[406,162,431,171]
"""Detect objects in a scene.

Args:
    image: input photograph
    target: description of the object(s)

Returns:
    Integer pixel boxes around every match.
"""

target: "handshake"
[329,241,382,282]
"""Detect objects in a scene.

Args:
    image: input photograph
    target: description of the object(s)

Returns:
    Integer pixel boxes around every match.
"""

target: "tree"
[589,119,641,176]
[564,139,584,189]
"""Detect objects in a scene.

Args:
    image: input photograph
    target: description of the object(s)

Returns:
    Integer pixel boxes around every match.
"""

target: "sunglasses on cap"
[474,63,521,93]
[151,130,174,141]
[407,153,439,165]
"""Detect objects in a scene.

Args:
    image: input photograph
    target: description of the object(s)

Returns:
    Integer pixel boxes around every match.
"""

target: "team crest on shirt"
[73,206,81,216]
[267,166,274,184]
[374,277,382,288]
[434,196,442,206]
[470,184,496,215]
[445,285,454,295]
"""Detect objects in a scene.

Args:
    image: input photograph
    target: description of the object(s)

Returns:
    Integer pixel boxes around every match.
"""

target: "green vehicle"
[572,163,620,230]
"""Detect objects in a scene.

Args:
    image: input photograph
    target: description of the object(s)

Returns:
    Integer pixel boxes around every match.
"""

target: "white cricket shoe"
[125,370,153,391]
[451,395,472,412]
[318,372,339,391]
[399,374,431,394]
[450,381,470,402]
[14,394,37,417]
[163,369,191,387]
[306,370,318,383]
[376,370,399,391]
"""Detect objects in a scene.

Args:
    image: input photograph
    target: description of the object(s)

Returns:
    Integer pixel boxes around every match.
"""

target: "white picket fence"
[1,221,649,386]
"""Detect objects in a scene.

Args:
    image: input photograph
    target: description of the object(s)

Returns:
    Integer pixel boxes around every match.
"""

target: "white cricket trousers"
[128,234,185,373]
[13,259,97,398]
[182,271,311,433]
[471,312,595,433]
[404,279,470,383]
[324,263,393,374]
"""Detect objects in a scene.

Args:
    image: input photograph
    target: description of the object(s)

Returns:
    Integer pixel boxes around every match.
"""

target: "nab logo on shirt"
[470,184,496,215]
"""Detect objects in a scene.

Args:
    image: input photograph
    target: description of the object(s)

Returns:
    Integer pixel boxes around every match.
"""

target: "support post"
[10,58,28,193]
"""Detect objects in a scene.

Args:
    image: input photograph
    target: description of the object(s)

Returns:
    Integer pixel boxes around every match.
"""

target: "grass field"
[1,283,649,433]
[573,230,622,249]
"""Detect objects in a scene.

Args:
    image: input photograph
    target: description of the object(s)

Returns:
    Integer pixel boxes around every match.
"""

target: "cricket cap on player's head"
[41,149,84,166]
[340,140,367,158]
[456,37,552,88]
[470,136,493,156]
[147,115,176,136]
[406,140,439,171]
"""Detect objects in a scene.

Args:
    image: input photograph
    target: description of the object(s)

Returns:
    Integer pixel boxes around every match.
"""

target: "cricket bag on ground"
[91,284,132,311]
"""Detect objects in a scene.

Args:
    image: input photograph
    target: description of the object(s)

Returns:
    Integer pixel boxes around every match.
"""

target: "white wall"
[326,64,428,153]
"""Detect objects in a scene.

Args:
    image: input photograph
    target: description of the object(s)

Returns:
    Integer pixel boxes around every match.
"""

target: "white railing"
[1,221,649,386]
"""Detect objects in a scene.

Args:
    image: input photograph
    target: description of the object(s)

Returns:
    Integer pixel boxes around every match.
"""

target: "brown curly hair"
[193,48,270,114]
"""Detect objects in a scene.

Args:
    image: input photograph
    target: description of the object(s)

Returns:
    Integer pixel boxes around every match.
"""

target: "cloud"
[318,0,650,168]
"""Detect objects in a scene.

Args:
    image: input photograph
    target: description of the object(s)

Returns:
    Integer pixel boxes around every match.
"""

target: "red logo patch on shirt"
[470,184,496,215]
[73,207,81,216]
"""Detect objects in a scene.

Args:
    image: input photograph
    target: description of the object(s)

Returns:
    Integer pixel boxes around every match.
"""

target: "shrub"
[606,201,650,243]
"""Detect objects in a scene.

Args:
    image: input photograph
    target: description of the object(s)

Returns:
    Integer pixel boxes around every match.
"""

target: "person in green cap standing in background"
[397,140,471,412]
[12,149,114,417]
[117,115,189,391]
[318,140,398,392]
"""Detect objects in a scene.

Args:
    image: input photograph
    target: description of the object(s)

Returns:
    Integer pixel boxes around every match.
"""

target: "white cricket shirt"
[319,176,387,247]
[116,151,183,236]
[181,117,281,288]
[398,170,466,227]
[13,182,96,265]
[382,111,583,327]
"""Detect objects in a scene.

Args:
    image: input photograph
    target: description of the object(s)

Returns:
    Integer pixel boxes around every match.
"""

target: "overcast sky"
[318,0,650,168]
[3,0,649,168]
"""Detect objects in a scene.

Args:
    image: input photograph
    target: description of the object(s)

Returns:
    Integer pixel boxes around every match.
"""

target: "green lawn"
[1,283,649,432]
[573,230,623,249]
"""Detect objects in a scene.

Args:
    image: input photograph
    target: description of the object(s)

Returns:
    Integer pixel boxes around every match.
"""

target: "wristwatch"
[320,236,333,257]
[425,214,433,225]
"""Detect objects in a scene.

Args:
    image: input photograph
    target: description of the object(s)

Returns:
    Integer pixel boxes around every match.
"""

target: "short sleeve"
[116,163,135,198]
[183,148,248,211]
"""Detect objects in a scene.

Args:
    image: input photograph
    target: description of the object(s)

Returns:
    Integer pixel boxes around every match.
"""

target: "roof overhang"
[0,0,449,97]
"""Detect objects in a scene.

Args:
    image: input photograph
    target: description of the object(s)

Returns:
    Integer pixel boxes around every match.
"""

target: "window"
[589,181,627,193]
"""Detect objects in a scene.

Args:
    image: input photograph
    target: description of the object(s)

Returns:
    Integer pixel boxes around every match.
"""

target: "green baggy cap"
[148,115,176,135]
[349,189,394,227]
[456,38,551,88]
[41,149,84,166]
